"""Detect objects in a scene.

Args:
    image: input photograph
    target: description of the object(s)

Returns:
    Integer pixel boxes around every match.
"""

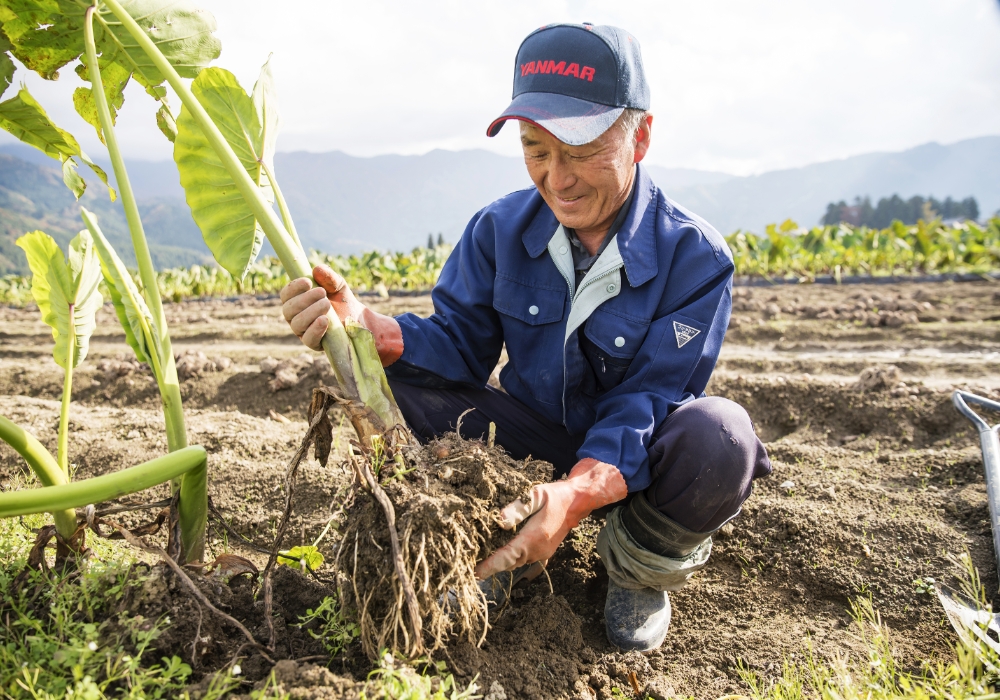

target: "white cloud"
[2,0,998,175]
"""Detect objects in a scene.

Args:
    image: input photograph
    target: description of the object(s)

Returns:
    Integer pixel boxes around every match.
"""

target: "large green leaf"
[0,0,86,80]
[73,59,130,143]
[16,229,103,369]
[174,65,276,279]
[92,0,221,90]
[155,101,176,142]
[0,0,220,87]
[0,34,14,99]
[81,207,157,367]
[0,87,115,200]
[253,54,278,176]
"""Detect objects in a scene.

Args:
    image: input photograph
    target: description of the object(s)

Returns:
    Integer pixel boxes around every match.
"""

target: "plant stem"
[99,0,404,433]
[84,7,187,456]
[176,448,207,562]
[262,161,303,252]
[57,308,74,475]
[0,446,207,518]
[0,416,77,539]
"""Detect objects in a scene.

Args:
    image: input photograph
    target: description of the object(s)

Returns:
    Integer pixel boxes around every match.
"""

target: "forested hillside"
[0,154,210,274]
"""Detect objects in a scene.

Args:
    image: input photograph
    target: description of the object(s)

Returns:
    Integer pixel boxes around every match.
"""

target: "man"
[280,23,771,652]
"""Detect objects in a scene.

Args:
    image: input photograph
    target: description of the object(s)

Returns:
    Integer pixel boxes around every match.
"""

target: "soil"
[2,279,999,698]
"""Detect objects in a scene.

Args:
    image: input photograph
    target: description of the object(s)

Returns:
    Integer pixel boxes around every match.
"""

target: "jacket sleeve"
[576,267,733,492]
[385,211,504,389]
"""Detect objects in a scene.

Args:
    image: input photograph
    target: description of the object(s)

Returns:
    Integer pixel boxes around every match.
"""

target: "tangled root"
[338,433,551,659]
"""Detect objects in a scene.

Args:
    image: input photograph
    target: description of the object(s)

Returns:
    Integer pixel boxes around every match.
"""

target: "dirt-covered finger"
[498,497,536,529]
[288,295,331,337]
[300,315,329,351]
[278,276,313,304]
[281,285,326,324]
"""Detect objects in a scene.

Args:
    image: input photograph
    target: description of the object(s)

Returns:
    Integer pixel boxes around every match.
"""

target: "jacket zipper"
[558,265,619,426]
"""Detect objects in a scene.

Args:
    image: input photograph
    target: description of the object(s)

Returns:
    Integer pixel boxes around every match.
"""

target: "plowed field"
[2,279,999,699]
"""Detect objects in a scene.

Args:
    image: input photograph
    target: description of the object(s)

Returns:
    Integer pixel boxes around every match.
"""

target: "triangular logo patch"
[673,321,701,348]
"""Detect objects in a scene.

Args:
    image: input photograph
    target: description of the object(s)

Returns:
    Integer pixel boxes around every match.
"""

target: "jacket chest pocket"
[493,275,566,325]
[581,309,650,391]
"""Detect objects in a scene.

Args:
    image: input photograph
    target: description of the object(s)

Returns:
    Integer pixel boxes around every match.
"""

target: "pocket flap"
[583,309,650,359]
[493,275,566,325]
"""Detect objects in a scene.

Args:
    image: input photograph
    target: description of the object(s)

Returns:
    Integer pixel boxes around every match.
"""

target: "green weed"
[740,593,997,700]
[362,653,479,700]
[0,514,196,699]
[296,595,359,659]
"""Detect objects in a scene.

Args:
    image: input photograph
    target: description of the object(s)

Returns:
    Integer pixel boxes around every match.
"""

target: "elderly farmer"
[281,23,771,652]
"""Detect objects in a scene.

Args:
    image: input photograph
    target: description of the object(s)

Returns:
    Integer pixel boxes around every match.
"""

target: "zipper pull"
[601,355,606,373]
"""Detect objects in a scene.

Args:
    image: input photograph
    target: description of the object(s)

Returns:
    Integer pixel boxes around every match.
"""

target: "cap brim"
[487,92,624,146]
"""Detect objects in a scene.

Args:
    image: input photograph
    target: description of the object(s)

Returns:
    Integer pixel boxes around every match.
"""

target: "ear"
[633,113,653,164]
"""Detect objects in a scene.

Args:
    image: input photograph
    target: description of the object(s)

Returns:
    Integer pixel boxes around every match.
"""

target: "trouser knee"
[642,397,771,537]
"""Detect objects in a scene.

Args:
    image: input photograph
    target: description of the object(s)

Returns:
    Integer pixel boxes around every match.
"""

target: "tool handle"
[954,391,1000,590]
[953,390,1000,433]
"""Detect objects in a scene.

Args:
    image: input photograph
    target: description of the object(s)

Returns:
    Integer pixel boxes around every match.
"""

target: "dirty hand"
[474,458,628,580]
[279,264,404,365]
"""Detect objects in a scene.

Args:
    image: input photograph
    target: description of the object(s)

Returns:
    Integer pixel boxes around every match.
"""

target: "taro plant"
[0,229,207,561]
[163,47,405,443]
[0,0,405,444]
[3,228,104,554]
[0,0,221,562]
[0,0,405,566]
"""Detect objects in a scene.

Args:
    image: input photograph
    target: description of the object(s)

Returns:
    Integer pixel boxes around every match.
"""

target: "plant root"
[337,433,552,660]
[259,388,332,651]
[110,523,275,665]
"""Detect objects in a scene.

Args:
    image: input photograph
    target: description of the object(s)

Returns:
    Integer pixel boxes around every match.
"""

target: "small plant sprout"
[4,229,103,551]
[277,545,324,573]
[296,596,359,659]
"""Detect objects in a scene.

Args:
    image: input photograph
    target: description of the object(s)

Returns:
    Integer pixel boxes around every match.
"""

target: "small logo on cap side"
[673,321,701,348]
[520,60,595,81]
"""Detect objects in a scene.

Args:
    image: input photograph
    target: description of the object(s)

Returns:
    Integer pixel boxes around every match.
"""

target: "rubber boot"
[604,492,711,651]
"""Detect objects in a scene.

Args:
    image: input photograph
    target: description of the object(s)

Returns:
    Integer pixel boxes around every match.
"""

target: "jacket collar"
[521,163,658,287]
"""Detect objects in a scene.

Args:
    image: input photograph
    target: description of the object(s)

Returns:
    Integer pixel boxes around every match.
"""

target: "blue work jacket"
[387,164,734,492]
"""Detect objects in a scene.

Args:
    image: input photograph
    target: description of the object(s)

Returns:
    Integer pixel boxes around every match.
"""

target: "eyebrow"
[521,137,541,146]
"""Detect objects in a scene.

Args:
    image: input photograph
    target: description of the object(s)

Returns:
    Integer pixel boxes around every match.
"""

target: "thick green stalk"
[57,313,74,475]
[262,161,303,252]
[0,446,206,518]
[99,0,405,432]
[0,416,78,539]
[176,454,207,562]
[84,7,187,455]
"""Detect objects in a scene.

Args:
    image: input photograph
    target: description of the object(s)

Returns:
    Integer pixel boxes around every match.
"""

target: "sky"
[2,0,1000,176]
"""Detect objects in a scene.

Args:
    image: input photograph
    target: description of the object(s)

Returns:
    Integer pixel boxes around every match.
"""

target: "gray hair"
[616,108,648,139]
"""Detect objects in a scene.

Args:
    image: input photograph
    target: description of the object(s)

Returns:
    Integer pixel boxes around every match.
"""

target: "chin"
[553,209,595,230]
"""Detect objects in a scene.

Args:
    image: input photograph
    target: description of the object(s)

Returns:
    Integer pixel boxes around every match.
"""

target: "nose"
[546,153,576,194]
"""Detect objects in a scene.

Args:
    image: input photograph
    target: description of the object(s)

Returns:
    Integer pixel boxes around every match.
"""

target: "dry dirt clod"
[855,365,901,392]
[262,353,321,392]
[176,351,233,381]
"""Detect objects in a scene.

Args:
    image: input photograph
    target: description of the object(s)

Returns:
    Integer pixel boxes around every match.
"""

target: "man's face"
[520,116,651,236]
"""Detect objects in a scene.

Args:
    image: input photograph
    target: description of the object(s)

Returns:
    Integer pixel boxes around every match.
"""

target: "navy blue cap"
[488,23,650,146]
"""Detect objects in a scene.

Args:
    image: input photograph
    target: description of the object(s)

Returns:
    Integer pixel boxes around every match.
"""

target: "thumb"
[313,264,348,297]
[498,485,546,530]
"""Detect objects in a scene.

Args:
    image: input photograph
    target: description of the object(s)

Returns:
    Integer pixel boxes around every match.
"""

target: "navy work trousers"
[388,378,771,534]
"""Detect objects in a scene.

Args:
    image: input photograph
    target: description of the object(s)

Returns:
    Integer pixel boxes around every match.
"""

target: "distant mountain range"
[0,135,997,275]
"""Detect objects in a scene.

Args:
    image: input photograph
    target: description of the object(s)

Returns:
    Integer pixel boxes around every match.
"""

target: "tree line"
[822,195,979,228]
